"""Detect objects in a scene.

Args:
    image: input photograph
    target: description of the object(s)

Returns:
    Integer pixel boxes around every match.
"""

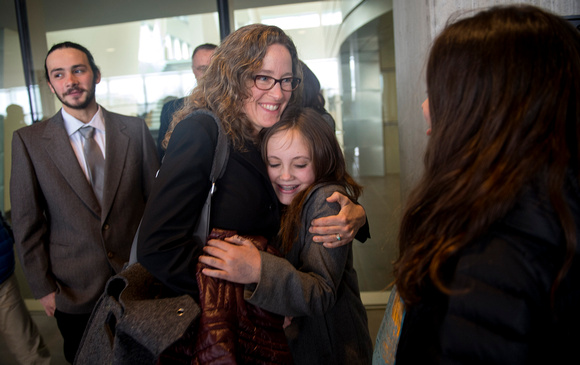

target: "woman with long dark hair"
[394,5,580,364]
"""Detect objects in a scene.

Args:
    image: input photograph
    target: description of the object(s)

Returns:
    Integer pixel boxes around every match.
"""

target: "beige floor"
[0,305,388,365]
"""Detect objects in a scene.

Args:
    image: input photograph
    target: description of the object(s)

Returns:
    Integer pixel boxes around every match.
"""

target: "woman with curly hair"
[138,23,367,310]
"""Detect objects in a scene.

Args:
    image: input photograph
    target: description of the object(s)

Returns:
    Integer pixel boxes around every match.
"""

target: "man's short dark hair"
[191,43,217,60]
[44,41,100,82]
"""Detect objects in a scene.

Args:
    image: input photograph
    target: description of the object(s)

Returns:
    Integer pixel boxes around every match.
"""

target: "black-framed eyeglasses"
[253,75,301,91]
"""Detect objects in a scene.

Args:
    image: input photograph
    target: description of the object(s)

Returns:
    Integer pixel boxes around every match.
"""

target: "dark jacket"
[396,176,580,364]
[157,97,185,160]
[0,213,15,285]
[138,112,281,297]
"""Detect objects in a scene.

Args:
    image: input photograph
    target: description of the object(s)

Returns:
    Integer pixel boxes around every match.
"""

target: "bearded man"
[10,41,159,363]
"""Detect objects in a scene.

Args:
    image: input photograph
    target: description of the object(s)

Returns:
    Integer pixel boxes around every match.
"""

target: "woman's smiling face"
[243,43,294,134]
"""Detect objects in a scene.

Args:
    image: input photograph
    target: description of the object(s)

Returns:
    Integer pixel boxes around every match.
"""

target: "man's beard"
[56,82,97,110]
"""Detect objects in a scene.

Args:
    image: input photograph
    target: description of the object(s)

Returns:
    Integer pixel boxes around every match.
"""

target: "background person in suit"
[10,41,159,363]
[157,43,217,159]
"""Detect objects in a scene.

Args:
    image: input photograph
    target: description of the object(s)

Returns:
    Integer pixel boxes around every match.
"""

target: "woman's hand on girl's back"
[309,191,366,248]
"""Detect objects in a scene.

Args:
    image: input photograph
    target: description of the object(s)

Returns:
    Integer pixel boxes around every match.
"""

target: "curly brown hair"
[163,24,302,150]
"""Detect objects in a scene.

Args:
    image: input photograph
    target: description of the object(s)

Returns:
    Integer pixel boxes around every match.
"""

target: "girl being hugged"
[201,106,373,365]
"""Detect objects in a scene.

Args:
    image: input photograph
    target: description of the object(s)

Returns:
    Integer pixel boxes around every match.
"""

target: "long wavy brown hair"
[260,107,363,254]
[163,24,302,150]
[394,5,580,306]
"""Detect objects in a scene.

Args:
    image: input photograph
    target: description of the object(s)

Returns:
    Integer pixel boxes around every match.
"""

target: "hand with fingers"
[39,292,56,316]
[309,191,367,248]
[199,235,262,284]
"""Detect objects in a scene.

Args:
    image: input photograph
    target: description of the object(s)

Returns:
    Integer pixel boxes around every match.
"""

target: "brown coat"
[11,108,159,313]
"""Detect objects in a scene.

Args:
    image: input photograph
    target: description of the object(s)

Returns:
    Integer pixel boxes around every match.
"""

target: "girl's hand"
[199,235,261,284]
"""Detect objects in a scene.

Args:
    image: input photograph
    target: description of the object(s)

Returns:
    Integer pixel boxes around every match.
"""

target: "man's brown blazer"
[10,107,159,314]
